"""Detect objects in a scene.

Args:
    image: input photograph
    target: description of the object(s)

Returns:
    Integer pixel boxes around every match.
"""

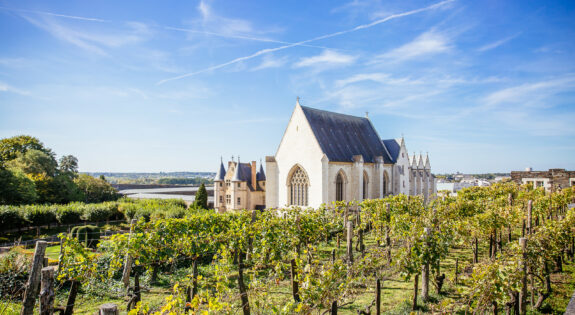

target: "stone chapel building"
[264,101,436,209]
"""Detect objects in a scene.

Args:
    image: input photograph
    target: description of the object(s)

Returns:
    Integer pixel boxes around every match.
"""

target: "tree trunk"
[376,279,381,315]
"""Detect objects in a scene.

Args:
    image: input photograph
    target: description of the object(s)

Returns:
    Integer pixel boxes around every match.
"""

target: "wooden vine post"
[346,221,354,264]
[237,252,250,315]
[20,240,47,315]
[63,281,80,315]
[98,303,118,315]
[39,267,55,315]
[122,219,137,288]
[376,278,381,315]
[290,259,300,302]
[519,238,528,315]
[421,227,431,302]
[412,273,419,311]
[331,301,337,315]
[526,200,532,235]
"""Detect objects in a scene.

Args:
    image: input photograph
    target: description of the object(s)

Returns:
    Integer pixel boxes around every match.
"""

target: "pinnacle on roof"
[256,161,266,181]
[214,157,226,181]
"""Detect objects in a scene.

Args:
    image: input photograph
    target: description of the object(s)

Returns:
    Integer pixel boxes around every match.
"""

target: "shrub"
[20,205,57,227]
[0,206,24,231]
[81,204,114,222]
[55,205,83,225]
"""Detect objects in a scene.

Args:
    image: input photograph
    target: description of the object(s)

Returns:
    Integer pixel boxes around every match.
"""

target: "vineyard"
[2,183,575,314]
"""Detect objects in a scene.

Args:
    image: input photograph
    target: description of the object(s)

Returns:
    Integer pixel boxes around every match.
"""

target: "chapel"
[214,100,436,211]
[264,100,436,209]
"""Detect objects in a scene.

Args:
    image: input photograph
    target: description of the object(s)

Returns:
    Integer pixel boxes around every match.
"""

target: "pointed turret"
[232,158,244,182]
[214,157,226,181]
[417,154,424,169]
[424,153,431,170]
[257,161,266,181]
[410,153,417,168]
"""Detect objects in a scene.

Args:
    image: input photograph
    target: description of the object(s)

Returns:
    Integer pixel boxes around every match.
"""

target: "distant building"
[510,168,575,192]
[213,159,266,212]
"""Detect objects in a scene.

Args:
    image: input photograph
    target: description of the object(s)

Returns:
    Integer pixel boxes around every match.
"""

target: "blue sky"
[1,0,574,173]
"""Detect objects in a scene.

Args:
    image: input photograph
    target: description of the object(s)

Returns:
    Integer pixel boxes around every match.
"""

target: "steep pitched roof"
[231,162,253,183]
[256,163,266,181]
[382,139,400,163]
[300,106,393,163]
[214,160,226,181]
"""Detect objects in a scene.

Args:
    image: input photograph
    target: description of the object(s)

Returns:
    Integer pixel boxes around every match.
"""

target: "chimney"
[251,161,257,189]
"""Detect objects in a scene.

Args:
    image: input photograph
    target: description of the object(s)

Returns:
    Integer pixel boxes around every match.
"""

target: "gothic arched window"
[336,172,345,201]
[288,166,309,206]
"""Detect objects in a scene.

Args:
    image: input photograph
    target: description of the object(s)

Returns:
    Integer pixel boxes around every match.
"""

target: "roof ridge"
[300,105,370,121]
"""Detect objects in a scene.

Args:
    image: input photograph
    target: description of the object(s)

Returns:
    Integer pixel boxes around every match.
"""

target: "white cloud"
[197,0,256,37]
[478,33,520,52]
[483,76,575,108]
[375,30,452,62]
[251,55,288,71]
[0,82,29,95]
[294,50,357,68]
[159,0,453,84]
[335,73,424,87]
[22,16,153,55]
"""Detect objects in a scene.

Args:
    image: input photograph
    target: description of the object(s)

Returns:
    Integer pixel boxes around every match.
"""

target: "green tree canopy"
[59,155,79,176]
[6,149,58,177]
[0,135,54,166]
[74,174,119,203]
[194,183,208,210]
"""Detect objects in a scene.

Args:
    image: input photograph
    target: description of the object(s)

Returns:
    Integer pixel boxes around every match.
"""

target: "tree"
[6,149,58,177]
[0,135,54,166]
[194,183,208,210]
[59,155,79,176]
[74,174,119,203]
[0,168,37,204]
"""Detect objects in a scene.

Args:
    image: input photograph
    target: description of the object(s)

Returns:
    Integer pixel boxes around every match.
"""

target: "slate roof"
[256,163,266,181]
[300,106,393,163]
[231,162,253,183]
[382,139,400,163]
[214,161,226,181]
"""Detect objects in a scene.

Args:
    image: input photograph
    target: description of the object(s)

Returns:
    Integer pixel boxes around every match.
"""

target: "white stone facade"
[265,102,436,209]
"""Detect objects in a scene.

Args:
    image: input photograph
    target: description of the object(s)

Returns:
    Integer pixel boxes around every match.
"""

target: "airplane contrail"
[164,26,337,50]
[157,0,455,85]
[0,6,110,22]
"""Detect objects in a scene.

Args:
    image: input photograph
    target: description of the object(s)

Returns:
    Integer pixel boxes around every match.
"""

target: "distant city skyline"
[1,0,574,173]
